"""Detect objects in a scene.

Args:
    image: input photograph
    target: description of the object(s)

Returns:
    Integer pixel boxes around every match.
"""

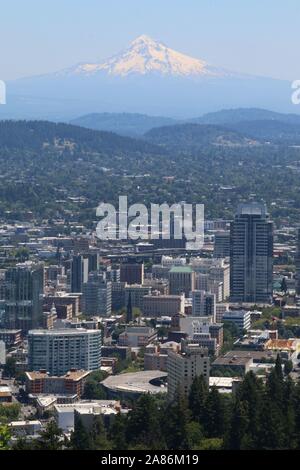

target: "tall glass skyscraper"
[230,202,273,303]
[4,263,44,332]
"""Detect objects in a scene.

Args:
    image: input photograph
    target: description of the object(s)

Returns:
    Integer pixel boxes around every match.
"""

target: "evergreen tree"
[162,391,191,450]
[109,413,128,450]
[235,372,263,447]
[257,394,286,449]
[226,399,249,449]
[70,414,92,450]
[91,415,112,450]
[34,420,64,450]
[266,355,284,406]
[282,377,296,448]
[126,395,165,449]
[204,386,225,438]
[188,375,209,424]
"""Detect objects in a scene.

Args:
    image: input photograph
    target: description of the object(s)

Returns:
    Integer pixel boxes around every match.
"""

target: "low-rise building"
[54,400,121,432]
[0,329,22,347]
[25,370,91,397]
[118,326,157,347]
[142,294,185,317]
[222,310,251,333]
[0,384,13,403]
[8,420,42,438]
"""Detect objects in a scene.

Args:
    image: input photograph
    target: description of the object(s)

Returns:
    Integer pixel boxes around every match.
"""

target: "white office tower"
[0,340,6,365]
[167,340,210,400]
[191,258,230,301]
[192,290,216,321]
[28,328,101,375]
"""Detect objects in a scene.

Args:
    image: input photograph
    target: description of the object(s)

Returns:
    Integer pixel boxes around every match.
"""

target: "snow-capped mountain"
[61,35,223,78]
[1,35,294,120]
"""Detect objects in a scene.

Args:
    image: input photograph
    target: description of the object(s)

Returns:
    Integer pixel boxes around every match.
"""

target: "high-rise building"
[28,328,101,375]
[167,340,210,400]
[71,255,88,293]
[214,231,230,258]
[192,290,216,320]
[230,202,273,303]
[82,273,112,317]
[124,284,151,310]
[191,258,230,301]
[120,261,144,285]
[169,266,195,297]
[4,263,44,332]
[0,340,6,365]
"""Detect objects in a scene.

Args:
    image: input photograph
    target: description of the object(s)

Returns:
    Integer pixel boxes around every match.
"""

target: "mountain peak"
[130,34,157,47]
[68,35,220,78]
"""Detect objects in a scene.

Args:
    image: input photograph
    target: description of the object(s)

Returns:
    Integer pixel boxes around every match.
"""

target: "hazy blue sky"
[1,0,299,80]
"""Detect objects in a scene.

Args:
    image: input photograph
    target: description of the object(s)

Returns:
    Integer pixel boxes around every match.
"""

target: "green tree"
[126,395,165,449]
[188,375,208,424]
[226,399,249,449]
[204,386,225,438]
[34,421,64,450]
[91,415,112,450]
[185,421,203,449]
[0,424,11,450]
[163,392,191,450]
[109,413,128,450]
[70,414,92,450]
[3,357,17,378]
[284,360,293,375]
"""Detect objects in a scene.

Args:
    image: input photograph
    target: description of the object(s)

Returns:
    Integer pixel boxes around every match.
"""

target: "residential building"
[167,340,210,400]
[25,370,91,397]
[28,328,101,375]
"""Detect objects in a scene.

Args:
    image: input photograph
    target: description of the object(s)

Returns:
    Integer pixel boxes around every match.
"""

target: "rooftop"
[101,370,167,395]
[28,328,100,336]
[26,370,91,381]
[265,339,297,351]
[169,266,193,274]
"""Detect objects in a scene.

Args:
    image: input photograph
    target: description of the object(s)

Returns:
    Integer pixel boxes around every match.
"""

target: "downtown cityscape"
[0,0,300,462]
